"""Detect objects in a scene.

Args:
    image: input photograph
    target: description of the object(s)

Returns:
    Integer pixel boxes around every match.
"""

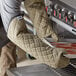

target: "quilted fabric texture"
[7,17,69,68]
[24,0,58,41]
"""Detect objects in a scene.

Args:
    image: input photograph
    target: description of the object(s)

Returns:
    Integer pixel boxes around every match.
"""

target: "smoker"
[44,0,76,36]
[44,0,76,58]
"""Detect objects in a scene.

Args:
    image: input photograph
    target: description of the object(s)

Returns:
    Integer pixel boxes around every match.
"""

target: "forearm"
[7,17,69,68]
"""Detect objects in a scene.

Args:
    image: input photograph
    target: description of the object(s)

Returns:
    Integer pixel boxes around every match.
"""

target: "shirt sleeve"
[0,0,22,32]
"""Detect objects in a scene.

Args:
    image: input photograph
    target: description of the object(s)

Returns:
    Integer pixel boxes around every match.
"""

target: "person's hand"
[51,33,59,42]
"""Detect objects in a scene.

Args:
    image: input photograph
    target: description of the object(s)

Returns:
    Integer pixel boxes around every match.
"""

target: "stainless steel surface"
[7,64,59,76]
[7,64,76,76]
[60,0,76,10]
[51,16,76,35]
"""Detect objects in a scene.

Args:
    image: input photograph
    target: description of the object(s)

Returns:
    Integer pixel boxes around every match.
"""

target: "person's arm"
[7,17,69,68]
[0,0,22,32]
[1,0,69,68]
